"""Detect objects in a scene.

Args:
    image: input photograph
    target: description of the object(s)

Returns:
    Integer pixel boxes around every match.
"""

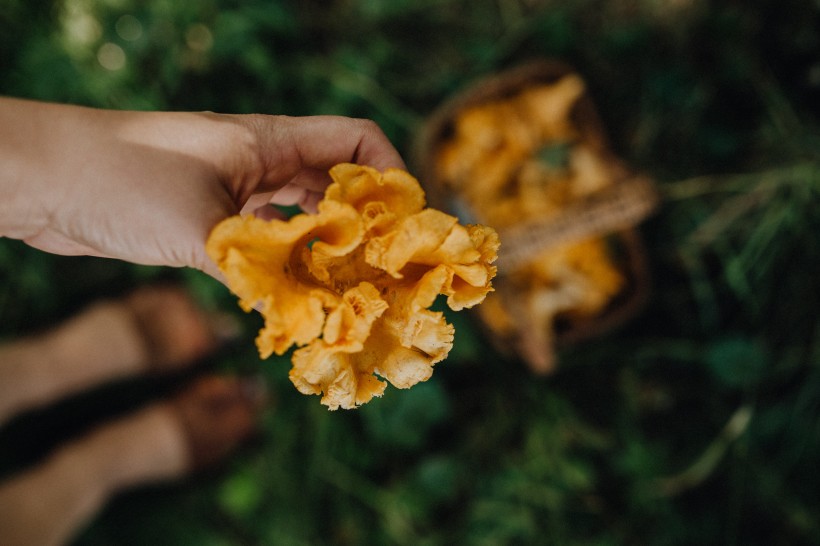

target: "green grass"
[2,0,820,544]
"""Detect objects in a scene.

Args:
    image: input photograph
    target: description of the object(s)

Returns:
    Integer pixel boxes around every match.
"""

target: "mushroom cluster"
[434,74,627,373]
[207,163,498,409]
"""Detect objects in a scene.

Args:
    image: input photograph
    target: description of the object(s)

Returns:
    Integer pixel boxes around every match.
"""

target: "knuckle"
[353,117,382,134]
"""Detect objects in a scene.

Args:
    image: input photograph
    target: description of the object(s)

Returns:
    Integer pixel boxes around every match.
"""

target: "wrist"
[0,98,104,240]
[0,98,46,238]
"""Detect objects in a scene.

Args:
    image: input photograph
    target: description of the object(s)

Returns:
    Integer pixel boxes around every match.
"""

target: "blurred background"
[1,0,819,544]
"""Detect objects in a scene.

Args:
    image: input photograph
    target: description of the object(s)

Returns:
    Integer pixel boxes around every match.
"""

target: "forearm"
[0,98,249,267]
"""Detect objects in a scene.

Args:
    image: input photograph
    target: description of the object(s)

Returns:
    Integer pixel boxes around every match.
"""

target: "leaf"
[704,336,769,390]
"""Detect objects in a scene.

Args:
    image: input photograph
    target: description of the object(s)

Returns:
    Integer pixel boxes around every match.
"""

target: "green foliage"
[2,0,820,544]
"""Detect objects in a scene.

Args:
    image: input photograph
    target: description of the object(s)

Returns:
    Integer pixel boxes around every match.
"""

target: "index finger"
[252,115,407,188]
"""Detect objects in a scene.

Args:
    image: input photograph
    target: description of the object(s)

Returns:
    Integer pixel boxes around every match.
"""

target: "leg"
[0,286,230,425]
[0,375,262,546]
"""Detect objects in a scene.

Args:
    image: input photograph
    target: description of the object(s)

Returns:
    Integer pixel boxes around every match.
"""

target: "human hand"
[0,98,405,279]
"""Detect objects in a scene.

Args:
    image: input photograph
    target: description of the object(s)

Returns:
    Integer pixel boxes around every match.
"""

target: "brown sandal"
[168,375,266,472]
[124,285,240,373]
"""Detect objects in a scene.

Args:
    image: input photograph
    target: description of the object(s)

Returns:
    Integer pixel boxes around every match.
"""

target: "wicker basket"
[413,59,658,374]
